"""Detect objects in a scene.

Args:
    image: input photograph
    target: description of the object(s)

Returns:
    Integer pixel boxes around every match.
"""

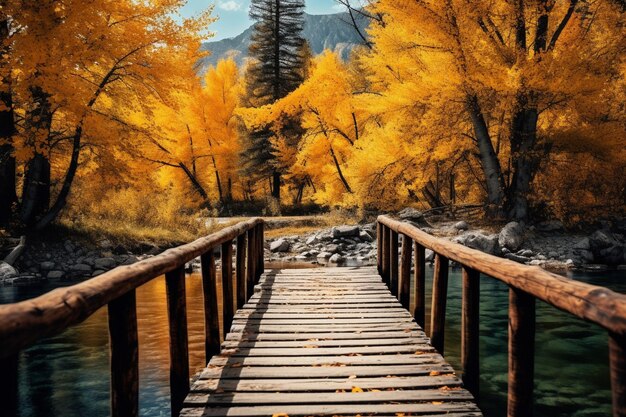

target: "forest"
[0,0,625,240]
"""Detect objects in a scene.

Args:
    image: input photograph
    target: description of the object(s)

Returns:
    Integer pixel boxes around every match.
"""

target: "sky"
[180,0,346,41]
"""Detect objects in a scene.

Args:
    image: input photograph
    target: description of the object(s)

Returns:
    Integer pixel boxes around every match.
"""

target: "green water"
[0,267,624,416]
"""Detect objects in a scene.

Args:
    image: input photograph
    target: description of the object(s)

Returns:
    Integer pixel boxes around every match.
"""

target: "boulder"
[47,270,65,279]
[326,244,340,254]
[504,253,531,264]
[359,231,374,242]
[332,226,360,238]
[398,208,424,221]
[425,249,435,262]
[71,263,92,274]
[0,262,18,281]
[40,261,56,271]
[306,235,320,245]
[453,221,469,231]
[329,253,344,263]
[317,252,333,259]
[589,230,625,265]
[454,232,500,256]
[270,239,290,253]
[94,257,116,270]
[499,222,525,251]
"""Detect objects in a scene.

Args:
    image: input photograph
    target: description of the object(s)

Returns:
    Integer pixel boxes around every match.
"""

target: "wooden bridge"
[1,216,625,417]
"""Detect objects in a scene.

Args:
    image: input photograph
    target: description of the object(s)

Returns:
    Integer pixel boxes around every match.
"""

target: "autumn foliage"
[1,0,624,234]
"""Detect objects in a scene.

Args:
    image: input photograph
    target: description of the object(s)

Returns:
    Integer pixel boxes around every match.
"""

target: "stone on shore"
[332,226,360,238]
[499,222,525,251]
[270,238,291,253]
[0,262,18,281]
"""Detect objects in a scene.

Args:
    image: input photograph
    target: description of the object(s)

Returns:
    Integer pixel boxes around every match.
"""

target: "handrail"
[0,218,265,417]
[377,214,626,417]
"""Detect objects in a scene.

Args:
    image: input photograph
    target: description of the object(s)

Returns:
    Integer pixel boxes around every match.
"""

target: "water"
[1,267,624,417]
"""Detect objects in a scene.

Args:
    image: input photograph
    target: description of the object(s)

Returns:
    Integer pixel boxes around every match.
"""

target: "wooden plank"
[226,331,424,342]
[230,324,420,333]
[430,254,449,354]
[231,318,416,325]
[236,234,246,309]
[189,374,461,393]
[108,290,139,417]
[242,302,403,310]
[199,364,453,379]
[201,252,220,360]
[508,287,535,417]
[221,337,428,349]
[220,345,429,357]
[233,311,412,319]
[184,389,473,406]
[179,402,481,417]
[165,266,190,417]
[207,353,441,367]
[221,241,234,336]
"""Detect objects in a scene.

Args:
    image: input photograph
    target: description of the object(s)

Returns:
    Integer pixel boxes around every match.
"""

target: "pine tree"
[242,0,306,204]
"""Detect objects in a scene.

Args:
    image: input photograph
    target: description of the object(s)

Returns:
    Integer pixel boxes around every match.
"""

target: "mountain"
[198,12,368,73]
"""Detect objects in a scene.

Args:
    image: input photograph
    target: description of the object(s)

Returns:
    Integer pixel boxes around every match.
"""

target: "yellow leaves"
[351,386,363,393]
[272,414,289,417]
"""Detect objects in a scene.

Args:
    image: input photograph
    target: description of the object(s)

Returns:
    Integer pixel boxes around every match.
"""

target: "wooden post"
[255,223,265,283]
[399,235,412,309]
[609,331,626,417]
[108,290,139,417]
[508,287,535,417]
[377,222,383,274]
[430,254,449,354]
[413,242,426,329]
[0,353,18,417]
[381,225,390,286]
[236,234,247,308]
[390,230,399,297]
[462,266,480,399]
[246,227,256,300]
[221,240,235,335]
[165,266,189,417]
[201,251,220,360]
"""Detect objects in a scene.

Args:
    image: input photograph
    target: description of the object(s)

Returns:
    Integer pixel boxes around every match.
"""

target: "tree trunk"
[465,94,505,213]
[329,145,353,194]
[0,18,16,226]
[21,153,51,225]
[272,171,281,201]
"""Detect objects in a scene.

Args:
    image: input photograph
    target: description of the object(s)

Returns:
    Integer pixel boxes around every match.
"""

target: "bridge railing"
[377,214,626,417]
[0,218,265,417]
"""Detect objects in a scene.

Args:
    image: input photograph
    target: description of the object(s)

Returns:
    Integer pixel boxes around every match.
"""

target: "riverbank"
[1,210,625,286]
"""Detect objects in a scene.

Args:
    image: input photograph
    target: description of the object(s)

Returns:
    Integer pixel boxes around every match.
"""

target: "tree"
[241,0,307,204]
[0,14,16,225]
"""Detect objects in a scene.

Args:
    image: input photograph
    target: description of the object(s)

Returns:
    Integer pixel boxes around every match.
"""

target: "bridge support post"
[413,243,426,329]
[165,266,190,417]
[381,225,390,286]
[390,230,399,296]
[430,254,449,354]
[609,331,626,417]
[508,287,535,417]
[246,227,256,299]
[399,235,412,309]
[0,353,18,417]
[201,251,220,360]
[236,234,247,309]
[462,266,480,399]
[221,241,235,335]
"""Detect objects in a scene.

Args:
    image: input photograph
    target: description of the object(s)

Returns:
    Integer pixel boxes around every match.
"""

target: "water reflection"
[1,266,624,417]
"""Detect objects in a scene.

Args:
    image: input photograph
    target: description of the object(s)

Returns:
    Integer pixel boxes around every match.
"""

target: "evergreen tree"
[242,0,306,204]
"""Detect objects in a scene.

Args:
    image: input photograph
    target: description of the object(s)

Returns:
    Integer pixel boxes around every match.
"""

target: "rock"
[359,231,374,242]
[425,249,435,262]
[47,270,65,279]
[573,238,591,250]
[97,239,113,249]
[40,261,56,271]
[329,253,344,263]
[504,253,531,264]
[92,270,106,277]
[398,208,424,221]
[499,222,525,251]
[64,240,75,253]
[306,235,319,245]
[589,230,624,265]
[94,258,117,271]
[332,225,360,238]
[565,259,575,268]
[326,244,340,254]
[536,220,564,232]
[317,252,333,259]
[454,232,500,256]
[517,249,534,258]
[270,238,290,253]
[453,221,469,231]
[0,262,18,280]
[71,263,92,274]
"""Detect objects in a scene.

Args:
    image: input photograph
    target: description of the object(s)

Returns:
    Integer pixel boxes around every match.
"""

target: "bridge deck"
[180,267,482,417]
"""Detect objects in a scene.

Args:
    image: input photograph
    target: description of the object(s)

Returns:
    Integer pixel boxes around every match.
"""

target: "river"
[1,266,624,417]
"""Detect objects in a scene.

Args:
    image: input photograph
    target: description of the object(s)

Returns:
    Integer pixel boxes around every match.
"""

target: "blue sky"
[180,0,345,40]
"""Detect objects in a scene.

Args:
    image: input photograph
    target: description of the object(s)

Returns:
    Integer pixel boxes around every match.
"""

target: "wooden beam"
[246,228,256,300]
[609,331,626,417]
[222,241,235,335]
[413,243,426,329]
[236,234,247,309]
[390,230,399,297]
[0,353,18,417]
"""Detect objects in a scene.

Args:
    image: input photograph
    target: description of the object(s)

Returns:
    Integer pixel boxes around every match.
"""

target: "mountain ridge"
[198,11,368,72]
